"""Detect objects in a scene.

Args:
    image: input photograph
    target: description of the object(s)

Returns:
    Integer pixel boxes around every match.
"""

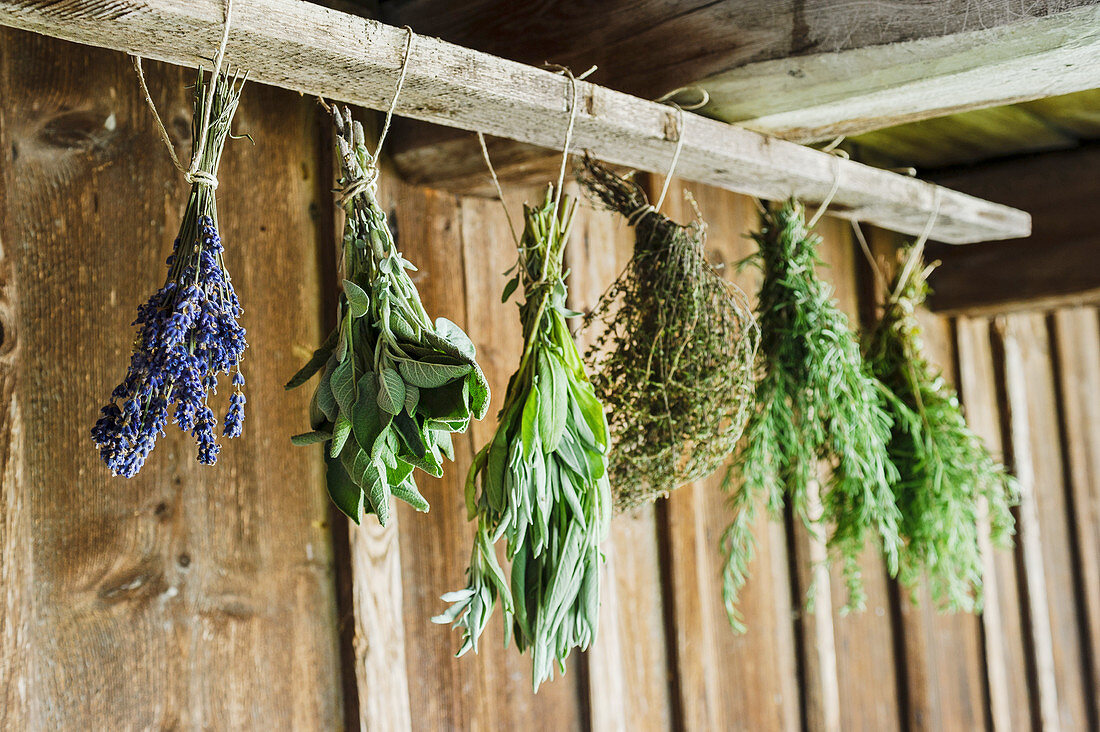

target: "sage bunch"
[866,244,1016,611]
[579,157,758,510]
[721,199,900,630]
[287,107,489,525]
[92,67,247,476]
[434,187,612,691]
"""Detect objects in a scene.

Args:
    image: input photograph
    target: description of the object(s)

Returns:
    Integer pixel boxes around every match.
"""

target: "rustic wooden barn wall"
[2,30,1098,731]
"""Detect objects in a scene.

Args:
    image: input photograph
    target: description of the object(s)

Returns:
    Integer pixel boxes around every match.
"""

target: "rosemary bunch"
[579,157,758,509]
[434,187,612,691]
[721,199,900,630]
[93,67,247,476]
[287,107,490,526]
[866,244,1016,611]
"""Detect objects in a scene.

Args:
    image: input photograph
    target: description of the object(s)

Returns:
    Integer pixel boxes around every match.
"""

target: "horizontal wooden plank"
[926,144,1100,313]
[0,0,1028,243]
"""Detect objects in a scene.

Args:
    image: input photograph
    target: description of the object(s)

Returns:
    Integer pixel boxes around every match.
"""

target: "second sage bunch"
[434,187,612,691]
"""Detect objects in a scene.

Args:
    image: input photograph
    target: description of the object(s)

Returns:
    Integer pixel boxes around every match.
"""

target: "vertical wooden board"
[814,216,903,730]
[0,31,341,728]
[1051,306,1100,728]
[658,180,800,732]
[1002,312,1092,730]
[955,315,1033,731]
[868,231,988,731]
[567,183,675,732]
[382,177,586,729]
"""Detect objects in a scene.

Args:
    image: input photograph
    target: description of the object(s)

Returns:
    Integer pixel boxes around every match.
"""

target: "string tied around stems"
[330,26,416,207]
[131,0,235,189]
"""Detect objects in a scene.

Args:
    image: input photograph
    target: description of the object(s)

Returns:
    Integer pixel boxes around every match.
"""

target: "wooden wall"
[2,31,1098,730]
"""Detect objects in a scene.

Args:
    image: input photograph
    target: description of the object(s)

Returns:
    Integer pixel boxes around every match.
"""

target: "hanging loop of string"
[543,63,592,225]
[477,131,521,247]
[638,86,708,218]
[889,187,942,303]
[807,135,848,230]
[373,26,415,161]
[131,0,234,188]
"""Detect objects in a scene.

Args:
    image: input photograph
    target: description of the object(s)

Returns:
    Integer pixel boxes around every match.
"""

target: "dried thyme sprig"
[434,187,612,691]
[866,244,1017,611]
[92,67,247,476]
[579,156,758,510]
[721,199,901,631]
[286,107,490,526]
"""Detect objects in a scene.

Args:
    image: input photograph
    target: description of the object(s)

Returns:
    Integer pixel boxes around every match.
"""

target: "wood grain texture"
[927,144,1100,315]
[0,0,1031,244]
[955,316,1034,732]
[1000,313,1093,730]
[1050,307,1100,728]
[866,230,989,731]
[565,182,676,732]
[657,180,800,732]
[0,30,341,728]
[813,217,904,732]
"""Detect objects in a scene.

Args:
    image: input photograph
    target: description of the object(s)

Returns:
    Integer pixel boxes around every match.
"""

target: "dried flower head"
[92,68,247,477]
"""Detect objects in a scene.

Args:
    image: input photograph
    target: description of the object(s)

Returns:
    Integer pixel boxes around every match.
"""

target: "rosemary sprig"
[287,107,490,525]
[721,199,901,631]
[579,157,759,510]
[866,244,1017,611]
[434,187,612,691]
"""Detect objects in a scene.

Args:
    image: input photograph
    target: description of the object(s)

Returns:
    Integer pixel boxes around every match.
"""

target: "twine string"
[131,0,234,188]
[807,138,848,230]
[477,131,521,247]
[654,102,686,213]
[373,27,415,160]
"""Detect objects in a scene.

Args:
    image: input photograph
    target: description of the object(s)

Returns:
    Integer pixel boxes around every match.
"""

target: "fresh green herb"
[579,156,758,510]
[866,243,1016,611]
[434,186,611,691]
[721,199,900,631]
[287,107,490,525]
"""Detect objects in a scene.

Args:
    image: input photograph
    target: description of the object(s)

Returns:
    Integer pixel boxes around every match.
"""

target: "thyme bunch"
[434,187,612,691]
[92,67,247,476]
[721,199,900,630]
[287,107,490,525]
[866,244,1016,611]
[579,157,759,510]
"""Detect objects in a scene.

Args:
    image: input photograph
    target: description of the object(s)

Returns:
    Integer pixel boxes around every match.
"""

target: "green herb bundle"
[287,107,490,525]
[434,186,611,691]
[579,157,758,510]
[722,199,900,630]
[866,244,1016,611]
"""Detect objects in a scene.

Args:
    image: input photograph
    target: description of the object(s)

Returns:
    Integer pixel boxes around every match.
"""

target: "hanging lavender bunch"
[92,67,248,477]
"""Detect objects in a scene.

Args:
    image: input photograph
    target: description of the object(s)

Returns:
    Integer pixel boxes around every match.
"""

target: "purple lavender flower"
[93,214,248,477]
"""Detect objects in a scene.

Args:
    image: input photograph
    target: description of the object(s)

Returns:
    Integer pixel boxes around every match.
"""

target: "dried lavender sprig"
[92,67,247,477]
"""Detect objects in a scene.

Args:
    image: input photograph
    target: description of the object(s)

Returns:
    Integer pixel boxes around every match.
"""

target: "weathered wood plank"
[927,144,1100,315]
[999,313,1093,730]
[1050,307,1100,728]
[813,217,904,731]
[0,31,342,727]
[564,182,676,732]
[955,315,1033,732]
[865,229,989,731]
[0,0,1030,244]
[383,1,1100,170]
[658,180,800,732]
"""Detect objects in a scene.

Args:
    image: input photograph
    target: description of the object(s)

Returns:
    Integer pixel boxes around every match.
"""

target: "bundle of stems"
[721,199,900,631]
[434,186,611,691]
[92,67,248,477]
[287,107,490,525]
[866,243,1016,611]
[579,157,759,510]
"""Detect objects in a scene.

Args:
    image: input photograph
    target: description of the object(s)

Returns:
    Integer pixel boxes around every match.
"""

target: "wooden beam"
[926,144,1100,314]
[0,0,1028,244]
[382,1,1100,186]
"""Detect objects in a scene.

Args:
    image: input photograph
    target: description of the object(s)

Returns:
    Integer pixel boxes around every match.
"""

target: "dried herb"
[721,199,900,630]
[434,187,611,691]
[579,157,758,509]
[92,67,247,477]
[866,244,1016,611]
[287,107,490,525]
